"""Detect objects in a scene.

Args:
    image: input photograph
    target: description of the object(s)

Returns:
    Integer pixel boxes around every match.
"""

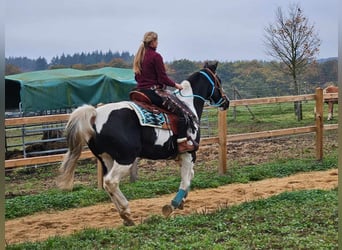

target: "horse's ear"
[213,61,218,72]
[204,61,218,73]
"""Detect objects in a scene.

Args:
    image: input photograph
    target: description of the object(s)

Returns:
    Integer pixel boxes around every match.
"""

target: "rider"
[133,31,196,153]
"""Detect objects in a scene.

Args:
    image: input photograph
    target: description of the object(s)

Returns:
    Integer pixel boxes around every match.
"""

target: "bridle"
[199,68,227,107]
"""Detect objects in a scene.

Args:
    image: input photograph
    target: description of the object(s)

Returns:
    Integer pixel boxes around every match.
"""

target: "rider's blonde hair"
[133,31,158,74]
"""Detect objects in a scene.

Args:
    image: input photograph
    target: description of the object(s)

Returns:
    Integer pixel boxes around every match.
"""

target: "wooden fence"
[4,88,338,187]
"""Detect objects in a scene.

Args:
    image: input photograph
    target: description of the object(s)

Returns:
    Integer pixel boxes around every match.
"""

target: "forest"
[5,50,337,99]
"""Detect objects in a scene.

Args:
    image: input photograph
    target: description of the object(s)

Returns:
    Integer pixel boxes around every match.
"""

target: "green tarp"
[5,67,137,112]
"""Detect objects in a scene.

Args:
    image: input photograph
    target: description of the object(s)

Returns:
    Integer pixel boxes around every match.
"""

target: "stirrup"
[177,138,198,153]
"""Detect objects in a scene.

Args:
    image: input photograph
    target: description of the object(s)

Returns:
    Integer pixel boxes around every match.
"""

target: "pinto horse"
[57,62,230,226]
[324,85,338,120]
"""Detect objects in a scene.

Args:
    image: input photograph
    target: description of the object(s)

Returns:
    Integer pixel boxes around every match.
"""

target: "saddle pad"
[129,102,168,128]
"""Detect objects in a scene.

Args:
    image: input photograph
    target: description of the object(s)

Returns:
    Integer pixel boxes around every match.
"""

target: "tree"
[5,64,21,75]
[168,59,200,82]
[264,3,320,120]
[35,57,48,70]
[108,58,131,68]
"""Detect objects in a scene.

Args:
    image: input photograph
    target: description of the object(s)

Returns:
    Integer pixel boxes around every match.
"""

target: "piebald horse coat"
[57,62,230,226]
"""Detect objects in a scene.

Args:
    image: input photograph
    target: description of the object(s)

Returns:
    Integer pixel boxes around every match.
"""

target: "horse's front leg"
[162,153,194,216]
[103,160,135,226]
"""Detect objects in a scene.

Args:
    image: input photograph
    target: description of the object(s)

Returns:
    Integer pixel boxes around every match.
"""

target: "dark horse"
[57,62,230,226]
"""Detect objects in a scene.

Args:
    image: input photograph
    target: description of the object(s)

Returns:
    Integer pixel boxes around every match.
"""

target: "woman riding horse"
[57,61,229,226]
[133,31,196,153]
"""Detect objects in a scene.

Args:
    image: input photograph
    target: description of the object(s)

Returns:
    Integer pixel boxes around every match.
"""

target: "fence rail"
[4,88,338,184]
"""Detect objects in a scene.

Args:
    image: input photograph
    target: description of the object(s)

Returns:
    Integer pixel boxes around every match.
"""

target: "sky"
[5,0,339,63]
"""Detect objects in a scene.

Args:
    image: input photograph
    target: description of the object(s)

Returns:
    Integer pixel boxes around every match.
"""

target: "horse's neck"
[193,99,204,120]
[176,81,200,120]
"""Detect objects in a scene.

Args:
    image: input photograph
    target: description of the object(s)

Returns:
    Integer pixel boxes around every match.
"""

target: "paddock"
[4,88,338,247]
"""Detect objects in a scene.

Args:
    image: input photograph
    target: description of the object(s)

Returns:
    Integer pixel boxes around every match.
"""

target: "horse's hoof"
[178,200,185,210]
[123,219,135,226]
[162,204,174,217]
[121,213,135,226]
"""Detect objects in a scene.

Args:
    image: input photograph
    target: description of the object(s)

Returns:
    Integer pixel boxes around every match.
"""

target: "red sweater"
[135,47,176,89]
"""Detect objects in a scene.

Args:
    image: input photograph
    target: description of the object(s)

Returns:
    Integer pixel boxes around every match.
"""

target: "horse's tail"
[57,105,97,190]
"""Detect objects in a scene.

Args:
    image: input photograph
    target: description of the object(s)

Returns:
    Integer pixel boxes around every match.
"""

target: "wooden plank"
[324,124,338,130]
[200,137,219,145]
[5,114,70,126]
[5,154,65,168]
[323,93,338,100]
[227,126,316,142]
[202,124,336,144]
[5,150,94,169]
[230,94,316,107]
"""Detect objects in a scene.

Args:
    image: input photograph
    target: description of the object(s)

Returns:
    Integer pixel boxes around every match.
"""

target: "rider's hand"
[174,83,183,90]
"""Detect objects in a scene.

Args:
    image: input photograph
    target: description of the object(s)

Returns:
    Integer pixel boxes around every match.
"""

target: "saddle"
[129,90,179,134]
[129,89,198,135]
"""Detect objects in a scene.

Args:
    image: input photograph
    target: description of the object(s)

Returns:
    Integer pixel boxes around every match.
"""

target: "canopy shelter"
[5,67,137,113]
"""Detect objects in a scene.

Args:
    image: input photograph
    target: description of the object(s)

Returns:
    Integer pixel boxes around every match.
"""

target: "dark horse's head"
[195,61,230,111]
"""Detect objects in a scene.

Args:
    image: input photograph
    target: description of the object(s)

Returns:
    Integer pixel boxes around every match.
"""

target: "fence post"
[218,110,227,174]
[315,88,323,161]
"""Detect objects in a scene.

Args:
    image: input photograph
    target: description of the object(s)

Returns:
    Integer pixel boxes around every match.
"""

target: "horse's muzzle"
[219,96,230,111]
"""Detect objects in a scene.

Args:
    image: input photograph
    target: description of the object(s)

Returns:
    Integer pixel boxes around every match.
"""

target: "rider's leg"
[139,89,196,153]
[177,117,197,153]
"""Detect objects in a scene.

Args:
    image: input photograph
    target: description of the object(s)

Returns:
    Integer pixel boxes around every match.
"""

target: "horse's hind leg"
[103,160,135,226]
[163,153,194,216]
[130,158,139,182]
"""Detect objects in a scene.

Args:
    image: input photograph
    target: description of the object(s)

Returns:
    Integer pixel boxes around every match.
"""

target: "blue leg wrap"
[171,188,188,208]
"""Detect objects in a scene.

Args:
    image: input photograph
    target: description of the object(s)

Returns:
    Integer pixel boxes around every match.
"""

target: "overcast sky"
[5,0,338,63]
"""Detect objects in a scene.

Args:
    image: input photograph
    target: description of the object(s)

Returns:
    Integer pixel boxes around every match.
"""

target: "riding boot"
[177,137,198,153]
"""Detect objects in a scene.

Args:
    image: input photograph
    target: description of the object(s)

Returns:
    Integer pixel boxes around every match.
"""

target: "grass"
[226,101,335,133]
[5,152,337,219]
[201,100,338,137]
[6,189,338,249]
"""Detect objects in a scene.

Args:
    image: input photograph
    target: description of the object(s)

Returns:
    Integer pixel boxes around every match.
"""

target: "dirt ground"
[5,132,339,245]
[5,168,338,245]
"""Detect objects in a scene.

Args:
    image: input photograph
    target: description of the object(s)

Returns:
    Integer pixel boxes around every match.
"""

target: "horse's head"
[179,62,229,118]
[200,61,230,110]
